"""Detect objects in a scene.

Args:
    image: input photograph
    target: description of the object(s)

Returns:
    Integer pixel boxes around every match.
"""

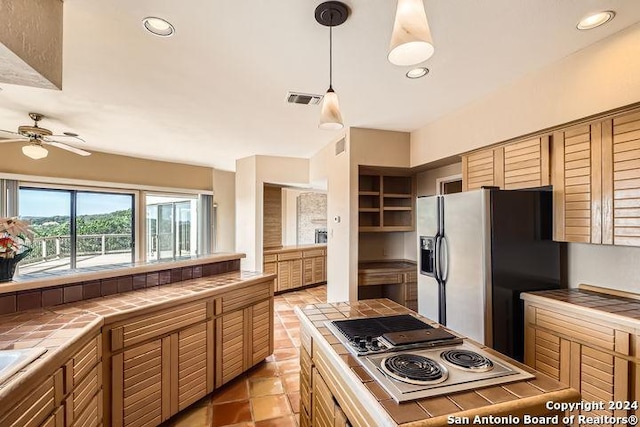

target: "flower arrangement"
[0,217,33,259]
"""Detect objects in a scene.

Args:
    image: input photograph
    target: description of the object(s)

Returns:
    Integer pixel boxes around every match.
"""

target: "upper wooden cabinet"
[552,109,640,247]
[358,170,415,232]
[462,136,550,191]
[609,111,640,246]
[552,123,603,243]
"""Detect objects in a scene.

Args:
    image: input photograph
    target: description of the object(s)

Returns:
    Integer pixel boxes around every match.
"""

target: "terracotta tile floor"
[162,285,327,427]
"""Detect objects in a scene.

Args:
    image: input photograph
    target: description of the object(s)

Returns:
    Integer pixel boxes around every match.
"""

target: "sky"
[19,189,132,217]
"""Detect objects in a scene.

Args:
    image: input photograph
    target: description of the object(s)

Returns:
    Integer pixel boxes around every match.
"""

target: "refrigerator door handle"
[433,235,441,283]
[439,235,449,283]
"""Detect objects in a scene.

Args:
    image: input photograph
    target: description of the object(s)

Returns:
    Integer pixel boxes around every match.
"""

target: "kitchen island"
[296,298,580,427]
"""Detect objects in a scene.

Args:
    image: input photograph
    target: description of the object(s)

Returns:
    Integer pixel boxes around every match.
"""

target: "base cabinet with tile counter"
[0,262,275,427]
[523,287,640,426]
[264,245,326,293]
[297,299,579,427]
[0,330,103,427]
[104,276,274,426]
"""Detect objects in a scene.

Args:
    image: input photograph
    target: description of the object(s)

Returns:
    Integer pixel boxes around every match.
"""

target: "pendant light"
[388,0,434,66]
[315,2,349,130]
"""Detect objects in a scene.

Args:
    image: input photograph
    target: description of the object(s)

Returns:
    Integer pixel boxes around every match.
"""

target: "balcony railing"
[23,234,132,265]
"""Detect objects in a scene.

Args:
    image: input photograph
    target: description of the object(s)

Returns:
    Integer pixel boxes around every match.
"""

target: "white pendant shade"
[388,0,434,66]
[22,144,48,159]
[319,88,344,130]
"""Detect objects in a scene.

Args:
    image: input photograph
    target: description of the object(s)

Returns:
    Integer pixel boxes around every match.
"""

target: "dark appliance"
[315,229,328,244]
[417,188,564,362]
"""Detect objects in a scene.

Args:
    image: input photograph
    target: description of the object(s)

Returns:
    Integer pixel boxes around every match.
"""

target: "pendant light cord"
[329,13,333,90]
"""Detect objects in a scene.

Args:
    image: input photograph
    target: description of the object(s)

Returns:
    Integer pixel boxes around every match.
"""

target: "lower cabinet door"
[176,323,209,412]
[112,339,164,427]
[251,300,273,366]
[216,309,247,388]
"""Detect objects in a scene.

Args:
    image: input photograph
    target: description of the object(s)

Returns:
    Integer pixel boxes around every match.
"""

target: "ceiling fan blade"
[47,133,86,143]
[0,139,27,144]
[0,129,22,138]
[46,141,92,156]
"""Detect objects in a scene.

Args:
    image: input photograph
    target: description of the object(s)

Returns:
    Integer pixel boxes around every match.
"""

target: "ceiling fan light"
[319,88,344,130]
[22,144,48,160]
[388,0,434,66]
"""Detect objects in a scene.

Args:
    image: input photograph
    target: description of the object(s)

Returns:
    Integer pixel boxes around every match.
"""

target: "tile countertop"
[0,270,274,400]
[1,252,245,294]
[295,299,580,427]
[521,288,640,330]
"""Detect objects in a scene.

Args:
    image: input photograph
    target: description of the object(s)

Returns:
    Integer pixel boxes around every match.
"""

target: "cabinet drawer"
[359,272,402,286]
[112,301,208,351]
[277,251,303,261]
[66,362,102,426]
[66,335,101,392]
[303,249,325,258]
[0,374,56,427]
[535,307,617,352]
[263,254,277,263]
[221,280,273,313]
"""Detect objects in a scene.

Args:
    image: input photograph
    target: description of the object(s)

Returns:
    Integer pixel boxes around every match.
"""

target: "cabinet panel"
[113,339,164,427]
[277,261,292,291]
[221,281,272,313]
[177,323,208,411]
[610,113,640,246]
[553,124,602,243]
[251,300,273,366]
[217,309,246,387]
[65,362,102,426]
[503,136,550,189]
[71,389,102,427]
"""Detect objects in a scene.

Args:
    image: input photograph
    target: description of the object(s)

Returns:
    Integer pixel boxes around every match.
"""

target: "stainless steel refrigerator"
[417,188,563,361]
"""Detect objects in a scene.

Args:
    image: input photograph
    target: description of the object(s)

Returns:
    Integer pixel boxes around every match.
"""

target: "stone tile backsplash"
[0,259,240,315]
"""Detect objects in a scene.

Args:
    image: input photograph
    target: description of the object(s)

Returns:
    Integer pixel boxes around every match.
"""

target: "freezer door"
[441,190,491,344]
[417,196,440,322]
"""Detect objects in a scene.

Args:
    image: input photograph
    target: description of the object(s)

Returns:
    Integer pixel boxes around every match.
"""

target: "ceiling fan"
[0,112,91,159]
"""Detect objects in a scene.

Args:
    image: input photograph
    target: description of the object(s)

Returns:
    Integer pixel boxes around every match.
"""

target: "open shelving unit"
[358,168,414,232]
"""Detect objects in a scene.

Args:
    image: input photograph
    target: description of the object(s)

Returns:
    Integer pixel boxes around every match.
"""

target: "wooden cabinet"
[524,297,634,424]
[358,263,417,311]
[110,300,214,426]
[359,170,414,232]
[265,247,326,293]
[605,111,640,246]
[552,123,603,243]
[0,333,103,427]
[462,136,550,191]
[263,184,283,250]
[216,299,274,388]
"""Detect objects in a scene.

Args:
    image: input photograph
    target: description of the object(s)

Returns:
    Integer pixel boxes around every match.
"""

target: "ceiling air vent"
[335,138,346,155]
[286,92,323,105]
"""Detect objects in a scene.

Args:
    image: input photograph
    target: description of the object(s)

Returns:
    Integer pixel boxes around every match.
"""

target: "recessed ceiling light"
[142,17,175,37]
[577,11,615,30]
[406,67,429,79]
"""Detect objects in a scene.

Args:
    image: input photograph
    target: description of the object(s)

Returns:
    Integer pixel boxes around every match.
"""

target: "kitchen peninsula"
[296,298,580,427]
[0,253,275,427]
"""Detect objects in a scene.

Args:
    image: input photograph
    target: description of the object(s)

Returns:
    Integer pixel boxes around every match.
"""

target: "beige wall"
[410,24,640,294]
[234,155,311,271]
[2,141,214,191]
[212,169,236,252]
[416,163,462,197]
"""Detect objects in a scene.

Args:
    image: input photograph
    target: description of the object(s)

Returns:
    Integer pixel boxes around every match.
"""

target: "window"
[145,195,198,260]
[18,187,134,274]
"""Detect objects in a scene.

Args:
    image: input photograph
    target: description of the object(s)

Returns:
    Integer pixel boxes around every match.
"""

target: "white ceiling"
[1,0,640,171]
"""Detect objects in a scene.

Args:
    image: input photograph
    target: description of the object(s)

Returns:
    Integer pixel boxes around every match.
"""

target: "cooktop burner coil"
[440,349,494,372]
[381,354,448,385]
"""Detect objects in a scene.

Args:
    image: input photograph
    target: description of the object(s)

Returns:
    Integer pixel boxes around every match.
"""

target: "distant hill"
[23,209,133,237]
